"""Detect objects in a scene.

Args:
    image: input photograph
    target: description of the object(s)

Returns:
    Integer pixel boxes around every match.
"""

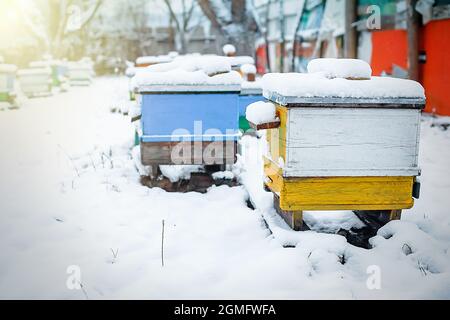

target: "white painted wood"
[18,73,51,95]
[283,108,421,177]
[19,74,51,95]
[264,91,426,106]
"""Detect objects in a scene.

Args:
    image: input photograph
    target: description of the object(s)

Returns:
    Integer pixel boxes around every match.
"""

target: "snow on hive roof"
[240,64,257,75]
[246,101,278,125]
[68,61,92,70]
[136,55,172,66]
[30,60,65,68]
[134,55,242,92]
[125,67,137,78]
[307,58,372,79]
[229,56,255,67]
[262,73,425,102]
[168,51,179,59]
[223,44,236,55]
[0,64,17,73]
[17,67,52,76]
[241,80,262,95]
[135,70,242,92]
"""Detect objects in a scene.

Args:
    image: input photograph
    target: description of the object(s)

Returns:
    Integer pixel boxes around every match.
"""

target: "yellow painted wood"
[266,105,288,163]
[264,175,415,211]
[263,156,283,194]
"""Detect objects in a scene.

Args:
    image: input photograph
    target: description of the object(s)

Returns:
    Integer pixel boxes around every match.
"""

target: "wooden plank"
[274,195,304,231]
[266,105,288,164]
[278,176,415,211]
[284,108,421,177]
[389,209,402,221]
[249,120,280,130]
[141,141,237,166]
[263,156,284,194]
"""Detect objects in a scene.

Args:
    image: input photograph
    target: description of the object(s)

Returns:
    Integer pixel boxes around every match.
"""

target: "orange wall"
[370,29,408,76]
[420,19,450,115]
[369,23,450,116]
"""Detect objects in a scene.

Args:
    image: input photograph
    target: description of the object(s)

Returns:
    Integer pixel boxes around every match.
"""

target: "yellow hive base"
[264,157,415,212]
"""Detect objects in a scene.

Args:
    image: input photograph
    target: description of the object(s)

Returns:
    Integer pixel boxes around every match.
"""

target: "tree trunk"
[406,0,420,81]
[197,0,258,56]
[344,0,357,59]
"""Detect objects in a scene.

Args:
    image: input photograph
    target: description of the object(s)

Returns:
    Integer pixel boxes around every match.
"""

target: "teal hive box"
[0,64,17,103]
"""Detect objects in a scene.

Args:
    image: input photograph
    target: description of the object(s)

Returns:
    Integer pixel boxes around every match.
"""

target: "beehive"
[135,66,242,170]
[255,70,426,230]
[0,64,17,103]
[30,61,68,88]
[17,67,52,98]
[68,62,93,86]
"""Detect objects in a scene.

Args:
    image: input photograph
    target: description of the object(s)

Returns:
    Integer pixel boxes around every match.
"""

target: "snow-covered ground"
[0,77,449,299]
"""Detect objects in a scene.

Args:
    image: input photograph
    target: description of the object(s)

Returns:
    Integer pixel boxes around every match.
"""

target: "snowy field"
[0,77,449,299]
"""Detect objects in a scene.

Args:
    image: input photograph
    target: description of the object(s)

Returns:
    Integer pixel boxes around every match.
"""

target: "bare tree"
[278,0,285,71]
[162,0,197,54]
[22,0,103,58]
[197,0,259,55]
[123,0,153,56]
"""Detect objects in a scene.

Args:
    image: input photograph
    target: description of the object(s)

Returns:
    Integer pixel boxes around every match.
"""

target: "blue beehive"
[134,59,242,171]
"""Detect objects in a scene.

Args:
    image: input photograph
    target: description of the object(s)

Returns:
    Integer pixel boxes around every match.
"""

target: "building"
[254,0,450,116]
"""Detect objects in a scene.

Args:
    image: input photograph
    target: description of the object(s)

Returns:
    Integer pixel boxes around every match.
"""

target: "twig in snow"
[57,144,81,177]
[101,153,105,169]
[101,151,114,169]
[110,248,119,264]
[418,261,428,276]
[161,219,165,267]
[88,153,97,171]
[78,281,89,300]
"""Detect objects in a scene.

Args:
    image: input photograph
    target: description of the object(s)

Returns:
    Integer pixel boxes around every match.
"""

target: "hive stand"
[273,195,308,231]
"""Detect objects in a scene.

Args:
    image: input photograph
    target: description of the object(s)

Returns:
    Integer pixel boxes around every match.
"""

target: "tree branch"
[163,0,182,33]
[184,0,196,31]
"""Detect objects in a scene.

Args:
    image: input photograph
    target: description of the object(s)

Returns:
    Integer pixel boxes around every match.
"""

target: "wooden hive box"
[259,73,426,216]
[68,62,93,86]
[17,67,52,98]
[137,81,241,168]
